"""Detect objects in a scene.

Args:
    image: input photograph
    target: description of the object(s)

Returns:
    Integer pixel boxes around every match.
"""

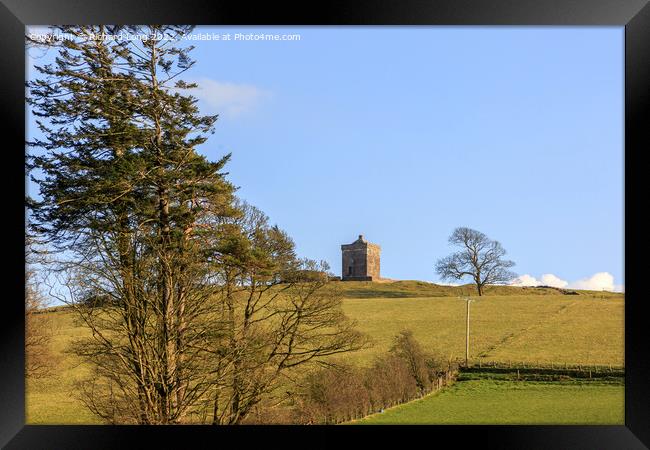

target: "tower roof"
[341,234,381,251]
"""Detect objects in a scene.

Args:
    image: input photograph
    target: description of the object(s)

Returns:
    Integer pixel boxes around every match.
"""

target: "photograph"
[23,24,627,427]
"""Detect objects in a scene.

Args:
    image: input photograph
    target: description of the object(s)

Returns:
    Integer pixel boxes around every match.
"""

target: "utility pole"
[461,297,474,367]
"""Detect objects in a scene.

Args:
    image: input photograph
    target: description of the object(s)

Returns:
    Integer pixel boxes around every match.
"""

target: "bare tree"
[203,202,369,425]
[435,227,516,296]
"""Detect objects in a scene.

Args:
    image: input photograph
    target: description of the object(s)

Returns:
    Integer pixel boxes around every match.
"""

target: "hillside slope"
[340,294,623,366]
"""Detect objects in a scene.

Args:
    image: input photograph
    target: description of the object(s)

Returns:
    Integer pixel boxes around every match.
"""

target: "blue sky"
[27,26,624,291]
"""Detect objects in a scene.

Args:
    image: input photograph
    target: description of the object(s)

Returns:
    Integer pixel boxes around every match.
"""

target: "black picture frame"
[1,1,648,448]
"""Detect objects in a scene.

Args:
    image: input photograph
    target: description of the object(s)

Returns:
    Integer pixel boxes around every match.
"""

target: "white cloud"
[540,273,569,288]
[511,274,540,287]
[188,78,271,118]
[568,272,616,292]
[511,271,622,293]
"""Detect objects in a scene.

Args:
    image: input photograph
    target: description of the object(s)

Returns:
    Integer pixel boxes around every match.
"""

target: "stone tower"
[341,235,381,281]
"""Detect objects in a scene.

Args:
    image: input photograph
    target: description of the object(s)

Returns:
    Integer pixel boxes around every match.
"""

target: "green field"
[26,281,625,424]
[354,374,624,425]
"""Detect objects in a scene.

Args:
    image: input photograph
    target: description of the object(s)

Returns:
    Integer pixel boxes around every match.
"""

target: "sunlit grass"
[340,293,624,367]
[354,377,624,425]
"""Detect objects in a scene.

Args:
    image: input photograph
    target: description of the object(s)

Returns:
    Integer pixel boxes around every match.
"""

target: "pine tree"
[28,25,236,423]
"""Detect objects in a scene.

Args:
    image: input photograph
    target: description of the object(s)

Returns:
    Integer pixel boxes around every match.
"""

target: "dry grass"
[26,310,99,424]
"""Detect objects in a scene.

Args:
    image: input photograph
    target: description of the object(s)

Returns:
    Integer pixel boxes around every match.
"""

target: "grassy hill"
[27,280,624,424]
[338,290,623,367]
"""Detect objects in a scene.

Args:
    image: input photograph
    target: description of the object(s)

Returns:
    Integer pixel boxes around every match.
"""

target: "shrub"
[389,330,432,395]
[365,354,418,410]
[290,330,455,424]
[296,364,370,424]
